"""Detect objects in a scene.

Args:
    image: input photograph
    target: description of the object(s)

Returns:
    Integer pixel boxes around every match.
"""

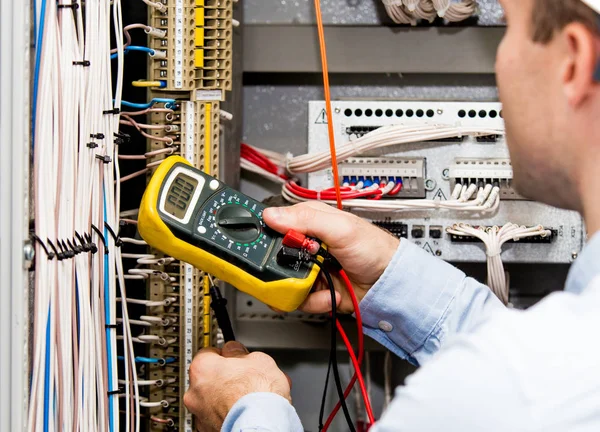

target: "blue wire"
[103,195,115,432]
[117,356,177,364]
[118,98,177,110]
[43,309,50,432]
[32,0,47,151]
[110,46,155,60]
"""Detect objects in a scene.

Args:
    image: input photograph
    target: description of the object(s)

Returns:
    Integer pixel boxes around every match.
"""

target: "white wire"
[241,159,287,184]
[288,124,504,174]
[446,223,552,304]
[282,182,501,213]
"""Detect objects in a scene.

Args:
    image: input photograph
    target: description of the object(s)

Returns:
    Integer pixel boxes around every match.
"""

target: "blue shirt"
[223,234,600,432]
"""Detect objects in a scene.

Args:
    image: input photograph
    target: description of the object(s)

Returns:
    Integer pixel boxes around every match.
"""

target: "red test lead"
[282,230,320,255]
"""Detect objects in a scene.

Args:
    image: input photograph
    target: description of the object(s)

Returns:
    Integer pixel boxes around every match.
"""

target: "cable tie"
[31,233,55,260]
[72,60,90,66]
[114,131,131,145]
[91,224,108,254]
[104,223,123,247]
[86,142,98,149]
[61,240,75,259]
[68,238,82,255]
[90,133,105,140]
[75,232,90,253]
[53,240,67,261]
[57,2,79,9]
[107,387,124,396]
[96,155,112,164]
[86,233,98,255]
[103,108,120,115]
[486,251,501,258]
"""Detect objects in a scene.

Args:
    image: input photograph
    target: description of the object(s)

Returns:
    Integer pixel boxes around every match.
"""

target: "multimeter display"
[164,174,199,219]
[139,156,321,312]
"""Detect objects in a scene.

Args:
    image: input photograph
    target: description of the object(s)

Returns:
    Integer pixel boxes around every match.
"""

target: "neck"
[579,158,600,236]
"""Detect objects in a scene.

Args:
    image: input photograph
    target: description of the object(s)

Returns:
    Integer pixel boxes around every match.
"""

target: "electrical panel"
[307,101,584,265]
[27,0,237,430]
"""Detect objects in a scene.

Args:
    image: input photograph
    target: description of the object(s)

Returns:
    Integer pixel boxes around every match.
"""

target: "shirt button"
[379,321,393,332]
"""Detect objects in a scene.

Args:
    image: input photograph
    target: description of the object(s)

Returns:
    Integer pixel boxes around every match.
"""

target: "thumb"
[263,202,352,246]
[221,341,249,358]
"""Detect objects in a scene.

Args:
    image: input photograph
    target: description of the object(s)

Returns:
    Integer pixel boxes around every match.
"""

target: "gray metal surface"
[0,1,30,431]
[244,0,504,26]
[240,77,499,211]
[244,25,504,73]
[307,100,584,264]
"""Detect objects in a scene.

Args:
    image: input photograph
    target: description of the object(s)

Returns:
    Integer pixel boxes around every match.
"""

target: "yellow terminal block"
[195,7,205,26]
[195,27,205,47]
[195,49,204,69]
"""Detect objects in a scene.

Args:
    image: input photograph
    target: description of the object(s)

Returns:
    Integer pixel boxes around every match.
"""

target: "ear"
[560,22,599,107]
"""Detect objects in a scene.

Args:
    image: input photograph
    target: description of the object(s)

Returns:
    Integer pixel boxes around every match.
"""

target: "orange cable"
[314,0,343,210]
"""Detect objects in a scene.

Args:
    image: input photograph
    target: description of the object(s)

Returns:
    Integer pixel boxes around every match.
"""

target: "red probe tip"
[282,230,307,249]
[282,230,321,255]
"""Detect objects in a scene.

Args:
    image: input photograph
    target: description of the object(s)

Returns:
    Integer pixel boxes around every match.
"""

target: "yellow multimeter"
[138,156,321,312]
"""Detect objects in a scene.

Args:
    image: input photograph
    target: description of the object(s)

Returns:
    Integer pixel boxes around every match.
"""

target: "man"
[184,0,600,430]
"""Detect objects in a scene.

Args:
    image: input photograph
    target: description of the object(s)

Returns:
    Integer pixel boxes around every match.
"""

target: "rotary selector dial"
[216,205,261,243]
[195,190,270,264]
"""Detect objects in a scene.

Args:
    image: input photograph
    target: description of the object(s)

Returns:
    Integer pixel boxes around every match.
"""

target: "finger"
[263,202,355,246]
[221,341,249,358]
[298,289,341,314]
[194,347,222,360]
[284,373,293,390]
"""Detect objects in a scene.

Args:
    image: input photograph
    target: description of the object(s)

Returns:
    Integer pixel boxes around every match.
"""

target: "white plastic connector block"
[145,27,167,38]
[150,50,167,59]
[449,158,513,181]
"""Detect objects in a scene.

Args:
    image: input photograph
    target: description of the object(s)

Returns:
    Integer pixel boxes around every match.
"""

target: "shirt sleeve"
[222,393,304,432]
[359,239,504,366]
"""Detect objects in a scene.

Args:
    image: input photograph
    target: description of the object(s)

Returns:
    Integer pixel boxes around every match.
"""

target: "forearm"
[360,240,503,366]
[222,393,304,432]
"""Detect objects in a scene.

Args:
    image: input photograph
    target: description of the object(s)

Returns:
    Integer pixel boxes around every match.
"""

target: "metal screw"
[435,250,442,257]
[442,168,450,180]
[437,109,443,115]
[334,107,340,114]
[572,252,579,260]
[424,178,437,191]
[23,243,35,262]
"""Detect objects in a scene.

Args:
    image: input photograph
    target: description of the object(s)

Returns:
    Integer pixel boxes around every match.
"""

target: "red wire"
[241,143,285,175]
[389,182,403,196]
[336,320,376,424]
[286,182,382,201]
[322,270,374,431]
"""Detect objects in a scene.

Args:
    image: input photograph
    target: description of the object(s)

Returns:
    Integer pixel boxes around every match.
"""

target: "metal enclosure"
[0,1,31,431]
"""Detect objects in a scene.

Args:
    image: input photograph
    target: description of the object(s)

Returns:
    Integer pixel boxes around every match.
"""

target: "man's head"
[496,0,600,211]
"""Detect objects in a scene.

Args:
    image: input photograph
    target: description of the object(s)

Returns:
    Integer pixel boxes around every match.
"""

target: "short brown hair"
[532,0,598,43]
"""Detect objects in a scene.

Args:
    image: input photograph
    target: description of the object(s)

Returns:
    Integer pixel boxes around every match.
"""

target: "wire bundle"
[288,124,504,174]
[28,0,143,430]
[240,143,289,184]
[446,223,552,304]
[282,181,501,213]
[381,0,478,24]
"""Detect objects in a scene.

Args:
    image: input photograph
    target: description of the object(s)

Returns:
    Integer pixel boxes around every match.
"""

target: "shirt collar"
[566,232,600,294]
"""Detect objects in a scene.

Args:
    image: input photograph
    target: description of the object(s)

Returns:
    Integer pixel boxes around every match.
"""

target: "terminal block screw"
[425,178,437,191]
[442,168,450,180]
[334,107,340,114]
[23,242,35,265]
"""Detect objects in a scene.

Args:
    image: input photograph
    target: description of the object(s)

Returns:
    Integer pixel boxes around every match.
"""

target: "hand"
[263,201,399,314]
[184,341,292,432]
